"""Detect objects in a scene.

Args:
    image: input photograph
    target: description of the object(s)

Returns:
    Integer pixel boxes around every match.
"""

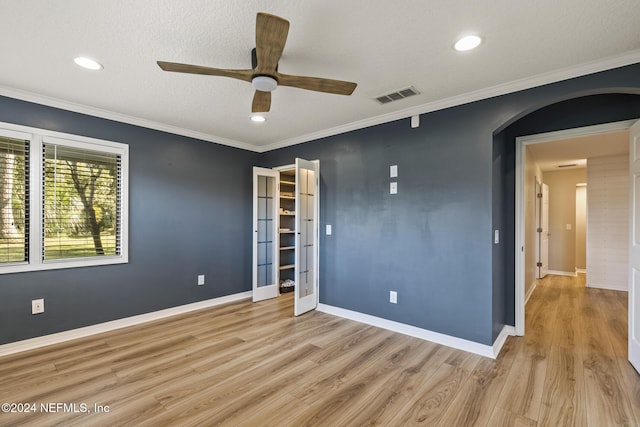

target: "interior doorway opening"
[515,120,636,335]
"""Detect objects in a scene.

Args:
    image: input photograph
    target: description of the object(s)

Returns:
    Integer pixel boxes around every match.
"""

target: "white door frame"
[628,119,640,373]
[515,119,637,335]
[539,183,549,279]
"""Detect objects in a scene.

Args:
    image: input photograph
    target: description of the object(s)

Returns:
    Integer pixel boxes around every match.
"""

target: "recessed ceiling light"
[454,35,482,52]
[251,115,266,123]
[74,57,103,70]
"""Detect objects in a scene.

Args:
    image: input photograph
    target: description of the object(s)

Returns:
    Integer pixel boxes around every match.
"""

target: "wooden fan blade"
[252,90,271,113]
[157,61,254,82]
[275,72,357,95]
[255,13,289,74]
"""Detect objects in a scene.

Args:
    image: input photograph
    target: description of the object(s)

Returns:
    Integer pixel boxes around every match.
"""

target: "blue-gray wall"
[261,63,640,345]
[0,96,257,345]
[1,63,640,347]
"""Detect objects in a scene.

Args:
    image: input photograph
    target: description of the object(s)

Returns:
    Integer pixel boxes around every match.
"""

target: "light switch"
[390,182,398,194]
[566,224,572,230]
[390,165,398,178]
[326,224,332,235]
[494,230,500,244]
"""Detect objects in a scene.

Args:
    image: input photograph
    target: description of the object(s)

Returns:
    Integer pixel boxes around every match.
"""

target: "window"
[43,141,122,260]
[0,122,128,274]
[0,134,29,263]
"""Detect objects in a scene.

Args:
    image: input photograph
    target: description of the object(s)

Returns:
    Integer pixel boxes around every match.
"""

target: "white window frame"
[0,121,129,274]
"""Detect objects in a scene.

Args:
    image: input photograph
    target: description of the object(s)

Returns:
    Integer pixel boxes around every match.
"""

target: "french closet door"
[294,158,319,316]
[252,167,279,302]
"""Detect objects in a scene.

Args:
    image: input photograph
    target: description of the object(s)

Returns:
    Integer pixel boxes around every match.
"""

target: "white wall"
[575,185,587,271]
[587,154,629,291]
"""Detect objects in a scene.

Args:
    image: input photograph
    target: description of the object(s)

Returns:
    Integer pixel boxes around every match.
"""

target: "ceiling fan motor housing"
[252,75,278,92]
[251,47,278,72]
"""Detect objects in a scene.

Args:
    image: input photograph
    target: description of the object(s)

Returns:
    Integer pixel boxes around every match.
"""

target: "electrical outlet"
[32,299,44,314]
[389,291,397,304]
[197,275,205,286]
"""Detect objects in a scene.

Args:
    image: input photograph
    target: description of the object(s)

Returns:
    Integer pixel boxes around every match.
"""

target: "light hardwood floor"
[1,275,639,426]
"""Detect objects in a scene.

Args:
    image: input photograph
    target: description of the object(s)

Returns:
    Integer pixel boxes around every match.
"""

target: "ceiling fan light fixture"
[454,35,482,52]
[252,75,278,92]
[251,115,266,123]
[74,56,103,70]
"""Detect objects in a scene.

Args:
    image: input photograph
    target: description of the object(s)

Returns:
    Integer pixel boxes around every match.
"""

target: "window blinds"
[42,143,121,260]
[0,136,29,263]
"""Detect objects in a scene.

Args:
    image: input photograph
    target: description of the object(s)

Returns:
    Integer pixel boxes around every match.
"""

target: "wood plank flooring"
[0,274,638,426]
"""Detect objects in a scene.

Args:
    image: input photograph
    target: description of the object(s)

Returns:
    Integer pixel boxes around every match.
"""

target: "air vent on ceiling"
[375,86,420,104]
[558,163,577,168]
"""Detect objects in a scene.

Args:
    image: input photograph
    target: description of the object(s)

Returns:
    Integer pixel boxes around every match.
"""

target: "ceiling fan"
[157,12,357,113]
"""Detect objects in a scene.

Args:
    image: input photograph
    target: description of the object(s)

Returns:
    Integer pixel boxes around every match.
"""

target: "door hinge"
[537,227,543,232]
[537,193,542,198]
[537,262,543,267]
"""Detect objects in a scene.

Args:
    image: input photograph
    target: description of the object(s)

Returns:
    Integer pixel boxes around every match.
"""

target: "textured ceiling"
[1,0,639,151]
[528,130,629,172]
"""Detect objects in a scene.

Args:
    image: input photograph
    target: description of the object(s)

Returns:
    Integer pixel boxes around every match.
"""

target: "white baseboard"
[525,281,537,304]
[547,270,577,277]
[0,291,253,357]
[493,326,516,358]
[587,282,627,292]
[317,304,515,359]
[575,268,586,274]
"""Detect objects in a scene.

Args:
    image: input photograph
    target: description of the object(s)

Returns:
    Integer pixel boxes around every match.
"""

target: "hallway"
[503,274,640,425]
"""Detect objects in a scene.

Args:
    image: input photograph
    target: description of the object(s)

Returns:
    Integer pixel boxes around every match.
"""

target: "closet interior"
[278,168,296,294]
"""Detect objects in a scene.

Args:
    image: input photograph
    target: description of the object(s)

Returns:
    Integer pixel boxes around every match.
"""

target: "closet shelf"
[280,246,295,251]
[279,264,295,270]
[280,180,295,186]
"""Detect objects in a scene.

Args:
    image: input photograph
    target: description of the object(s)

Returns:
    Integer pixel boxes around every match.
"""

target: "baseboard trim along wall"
[317,303,516,359]
[575,268,587,274]
[587,282,628,292]
[0,291,253,357]
[547,270,577,277]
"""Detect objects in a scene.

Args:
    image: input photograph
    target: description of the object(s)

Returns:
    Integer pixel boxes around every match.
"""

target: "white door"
[294,158,319,316]
[629,120,640,373]
[252,167,279,302]
[539,183,550,278]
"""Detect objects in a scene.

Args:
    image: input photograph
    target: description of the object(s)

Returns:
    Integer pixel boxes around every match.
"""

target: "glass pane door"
[253,167,279,302]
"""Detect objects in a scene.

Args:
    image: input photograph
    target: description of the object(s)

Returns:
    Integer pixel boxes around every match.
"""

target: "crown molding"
[257,49,640,152]
[0,86,259,152]
[2,49,640,154]
[517,119,637,145]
